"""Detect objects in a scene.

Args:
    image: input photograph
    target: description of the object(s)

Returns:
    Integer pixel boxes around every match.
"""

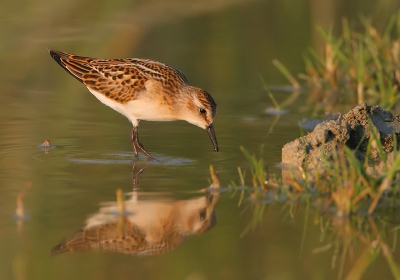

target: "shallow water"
[2,0,400,279]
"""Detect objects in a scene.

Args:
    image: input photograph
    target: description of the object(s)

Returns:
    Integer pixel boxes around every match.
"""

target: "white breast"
[87,87,177,126]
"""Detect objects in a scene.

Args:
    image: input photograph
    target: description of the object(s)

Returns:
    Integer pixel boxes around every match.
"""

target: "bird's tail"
[48,49,93,83]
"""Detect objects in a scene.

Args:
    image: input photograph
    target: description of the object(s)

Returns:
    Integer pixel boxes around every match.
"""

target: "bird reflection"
[52,167,220,256]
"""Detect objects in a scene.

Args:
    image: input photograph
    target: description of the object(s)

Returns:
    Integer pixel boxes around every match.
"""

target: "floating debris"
[39,139,54,154]
[41,139,51,147]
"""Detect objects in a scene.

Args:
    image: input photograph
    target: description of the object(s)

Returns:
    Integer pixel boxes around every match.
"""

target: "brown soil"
[282,103,400,179]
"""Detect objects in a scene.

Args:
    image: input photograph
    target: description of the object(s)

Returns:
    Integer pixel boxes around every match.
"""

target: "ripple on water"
[264,107,288,115]
[68,152,196,166]
[31,144,76,162]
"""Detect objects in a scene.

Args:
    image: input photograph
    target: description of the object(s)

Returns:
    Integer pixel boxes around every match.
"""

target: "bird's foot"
[130,127,153,159]
[133,141,153,159]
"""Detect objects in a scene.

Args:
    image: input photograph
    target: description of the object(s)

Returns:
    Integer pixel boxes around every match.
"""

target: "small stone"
[41,139,51,147]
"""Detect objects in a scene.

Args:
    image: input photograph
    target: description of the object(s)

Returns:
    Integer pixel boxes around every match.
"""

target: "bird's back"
[49,49,189,104]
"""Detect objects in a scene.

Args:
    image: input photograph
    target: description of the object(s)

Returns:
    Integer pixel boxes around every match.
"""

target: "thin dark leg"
[131,162,148,191]
[130,126,153,158]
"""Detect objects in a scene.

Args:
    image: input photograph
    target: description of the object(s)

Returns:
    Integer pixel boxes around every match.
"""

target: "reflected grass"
[15,181,32,238]
[231,140,400,279]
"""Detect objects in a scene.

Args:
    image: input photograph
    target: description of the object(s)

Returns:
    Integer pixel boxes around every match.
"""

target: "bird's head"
[182,88,218,152]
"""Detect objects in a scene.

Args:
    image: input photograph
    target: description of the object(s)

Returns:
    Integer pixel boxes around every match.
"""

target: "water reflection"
[230,169,400,279]
[67,152,195,166]
[312,212,400,279]
[14,182,32,237]
[52,166,220,256]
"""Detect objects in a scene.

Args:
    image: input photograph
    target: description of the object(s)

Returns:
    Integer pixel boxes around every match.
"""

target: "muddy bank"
[282,104,400,179]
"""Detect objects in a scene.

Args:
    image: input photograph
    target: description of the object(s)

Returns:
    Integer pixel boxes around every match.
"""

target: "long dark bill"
[206,124,219,152]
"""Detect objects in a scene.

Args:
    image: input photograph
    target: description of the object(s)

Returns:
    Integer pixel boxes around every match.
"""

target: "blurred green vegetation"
[284,10,400,114]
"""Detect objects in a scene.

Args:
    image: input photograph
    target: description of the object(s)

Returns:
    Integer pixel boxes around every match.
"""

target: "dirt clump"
[282,103,400,179]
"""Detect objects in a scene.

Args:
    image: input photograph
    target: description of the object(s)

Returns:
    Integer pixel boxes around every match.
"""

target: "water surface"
[1,0,400,279]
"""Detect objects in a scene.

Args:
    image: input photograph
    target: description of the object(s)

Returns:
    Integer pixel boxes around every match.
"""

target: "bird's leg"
[130,125,153,158]
[130,127,139,157]
[131,162,148,191]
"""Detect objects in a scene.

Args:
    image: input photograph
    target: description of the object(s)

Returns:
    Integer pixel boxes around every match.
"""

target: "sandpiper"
[49,49,218,158]
[51,190,218,255]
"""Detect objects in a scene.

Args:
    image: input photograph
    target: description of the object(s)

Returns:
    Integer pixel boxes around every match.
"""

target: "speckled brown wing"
[49,49,189,104]
[51,220,185,255]
[51,220,147,255]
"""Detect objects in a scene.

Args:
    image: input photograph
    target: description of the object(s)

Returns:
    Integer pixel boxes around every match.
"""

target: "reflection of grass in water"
[231,139,400,278]
[272,10,400,114]
[313,213,400,279]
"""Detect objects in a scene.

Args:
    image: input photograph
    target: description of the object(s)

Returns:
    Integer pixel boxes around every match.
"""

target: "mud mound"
[282,104,400,179]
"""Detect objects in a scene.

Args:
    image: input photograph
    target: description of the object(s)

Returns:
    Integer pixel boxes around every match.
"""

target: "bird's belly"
[125,100,177,122]
[87,87,177,124]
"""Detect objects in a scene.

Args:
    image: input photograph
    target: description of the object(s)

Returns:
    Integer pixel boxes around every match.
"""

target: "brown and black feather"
[48,49,189,104]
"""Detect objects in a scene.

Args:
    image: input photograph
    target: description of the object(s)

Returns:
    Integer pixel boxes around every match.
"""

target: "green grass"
[232,136,400,278]
[275,10,400,113]
[240,10,400,278]
[234,121,400,216]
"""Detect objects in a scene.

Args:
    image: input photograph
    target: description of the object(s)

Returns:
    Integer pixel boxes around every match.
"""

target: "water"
[1,0,400,279]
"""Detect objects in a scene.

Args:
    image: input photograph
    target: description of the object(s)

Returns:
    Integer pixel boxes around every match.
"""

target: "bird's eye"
[199,108,206,114]
[199,209,207,221]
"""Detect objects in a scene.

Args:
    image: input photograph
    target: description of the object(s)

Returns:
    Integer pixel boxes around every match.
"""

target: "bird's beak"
[206,124,218,152]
